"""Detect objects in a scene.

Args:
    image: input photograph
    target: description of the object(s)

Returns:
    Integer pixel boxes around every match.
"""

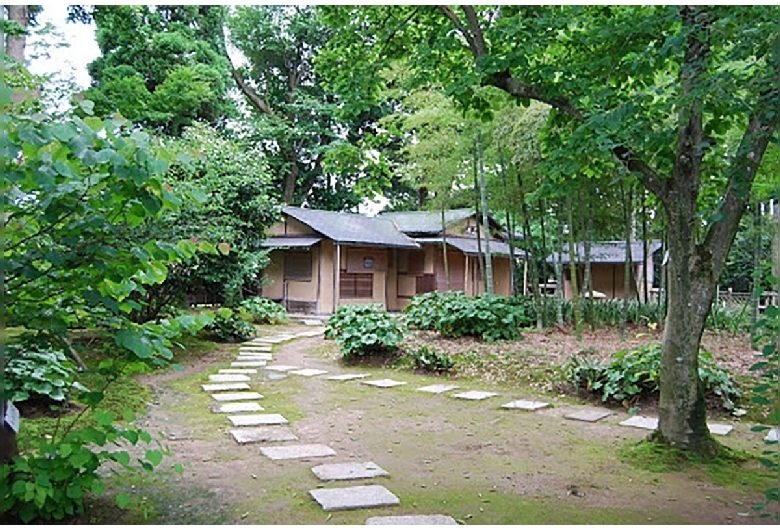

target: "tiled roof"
[416,236,524,258]
[379,208,477,236]
[547,240,663,264]
[282,206,419,249]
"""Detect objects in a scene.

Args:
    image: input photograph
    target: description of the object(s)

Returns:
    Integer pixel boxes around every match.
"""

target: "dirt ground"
[99,325,775,525]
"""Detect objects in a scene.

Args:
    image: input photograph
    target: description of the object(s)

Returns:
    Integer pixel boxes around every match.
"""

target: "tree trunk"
[656,196,719,454]
[477,129,493,295]
[555,201,565,326]
[566,196,582,336]
[441,205,451,291]
[6,5,29,63]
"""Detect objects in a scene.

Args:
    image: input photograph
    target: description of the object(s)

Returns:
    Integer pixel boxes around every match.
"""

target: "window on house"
[340,272,373,298]
[284,251,312,281]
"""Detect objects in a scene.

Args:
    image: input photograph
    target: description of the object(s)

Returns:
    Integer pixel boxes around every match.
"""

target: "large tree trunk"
[655,182,719,453]
[6,5,29,63]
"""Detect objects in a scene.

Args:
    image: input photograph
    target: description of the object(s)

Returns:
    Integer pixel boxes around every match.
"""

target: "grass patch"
[618,439,776,489]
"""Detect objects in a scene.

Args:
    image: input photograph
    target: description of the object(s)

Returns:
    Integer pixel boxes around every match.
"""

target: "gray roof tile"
[283,207,419,249]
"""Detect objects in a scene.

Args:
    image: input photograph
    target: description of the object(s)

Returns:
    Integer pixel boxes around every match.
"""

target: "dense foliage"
[78,5,232,135]
[202,308,256,343]
[239,297,289,325]
[403,291,531,342]
[3,345,87,406]
[2,97,212,521]
[132,122,279,315]
[566,342,741,411]
[325,304,405,359]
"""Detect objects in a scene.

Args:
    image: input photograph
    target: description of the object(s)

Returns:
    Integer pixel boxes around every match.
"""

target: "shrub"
[406,346,454,373]
[436,293,527,342]
[203,308,256,342]
[1,409,174,523]
[239,297,289,324]
[403,291,529,341]
[566,342,740,410]
[3,345,88,407]
[325,304,405,359]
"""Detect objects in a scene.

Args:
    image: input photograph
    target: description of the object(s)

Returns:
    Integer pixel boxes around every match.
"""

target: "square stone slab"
[417,384,459,394]
[211,391,264,402]
[708,423,733,436]
[362,379,407,388]
[366,515,457,525]
[260,443,337,460]
[202,382,250,392]
[451,391,498,401]
[501,400,550,411]
[309,485,400,512]
[311,461,390,481]
[619,416,658,430]
[620,416,733,436]
[240,345,272,350]
[209,374,251,383]
[218,368,258,374]
[264,364,300,372]
[230,426,299,444]
[565,409,612,423]
[328,374,371,381]
[289,368,329,377]
[228,413,288,426]
[211,402,264,414]
[236,356,272,363]
[237,352,273,358]
[231,361,267,367]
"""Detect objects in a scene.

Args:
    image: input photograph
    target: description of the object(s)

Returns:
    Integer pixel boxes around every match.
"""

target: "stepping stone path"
[211,391,264,402]
[362,379,407,388]
[309,485,400,512]
[417,384,459,394]
[231,361,267,367]
[451,390,498,401]
[502,400,550,411]
[264,364,300,372]
[209,374,250,382]
[211,402,264,414]
[312,461,390,481]
[196,323,749,523]
[328,374,371,381]
[289,368,329,377]
[231,426,298,444]
[366,515,458,525]
[228,413,289,427]
[619,415,734,436]
[565,409,612,423]
[201,382,250,392]
[260,443,337,460]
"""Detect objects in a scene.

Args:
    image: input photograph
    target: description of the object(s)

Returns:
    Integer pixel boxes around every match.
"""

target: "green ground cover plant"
[566,342,740,410]
[325,304,405,359]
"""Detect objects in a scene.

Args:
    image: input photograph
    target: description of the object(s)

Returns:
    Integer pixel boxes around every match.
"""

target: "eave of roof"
[416,236,521,258]
[261,236,323,248]
[282,206,419,249]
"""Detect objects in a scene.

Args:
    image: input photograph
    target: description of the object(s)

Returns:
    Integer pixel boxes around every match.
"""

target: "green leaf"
[116,492,132,509]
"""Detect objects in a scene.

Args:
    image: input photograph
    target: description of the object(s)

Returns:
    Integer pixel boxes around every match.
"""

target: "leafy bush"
[404,291,529,341]
[239,297,289,324]
[3,345,88,406]
[1,409,177,523]
[406,346,454,373]
[749,299,779,521]
[204,308,256,342]
[403,291,453,331]
[566,342,740,410]
[325,304,405,359]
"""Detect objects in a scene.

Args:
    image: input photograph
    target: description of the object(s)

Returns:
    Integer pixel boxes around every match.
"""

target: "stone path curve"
[201,324,741,524]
